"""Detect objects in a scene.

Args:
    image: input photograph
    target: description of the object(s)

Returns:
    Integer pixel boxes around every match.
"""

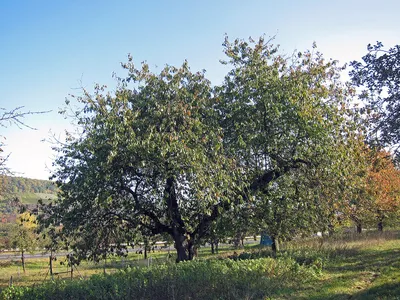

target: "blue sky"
[1,0,399,180]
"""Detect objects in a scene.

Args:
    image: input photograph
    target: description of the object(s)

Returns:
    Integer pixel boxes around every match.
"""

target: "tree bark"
[356,222,362,234]
[271,236,279,254]
[21,249,26,274]
[328,223,334,237]
[49,253,53,278]
[173,230,189,262]
[377,220,384,232]
[210,242,215,254]
[188,241,196,260]
[377,210,384,232]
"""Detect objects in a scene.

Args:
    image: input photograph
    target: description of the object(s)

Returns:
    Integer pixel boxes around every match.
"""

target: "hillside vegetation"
[0,176,57,206]
[2,176,56,196]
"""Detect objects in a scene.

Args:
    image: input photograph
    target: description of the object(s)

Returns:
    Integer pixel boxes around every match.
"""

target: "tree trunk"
[377,211,384,232]
[356,222,362,234]
[271,237,279,254]
[144,246,148,259]
[173,231,189,262]
[21,249,26,274]
[210,242,215,254]
[215,241,219,254]
[188,241,196,260]
[49,253,53,278]
[233,232,241,249]
[378,220,384,232]
[328,223,334,237]
[188,243,198,260]
[175,244,188,262]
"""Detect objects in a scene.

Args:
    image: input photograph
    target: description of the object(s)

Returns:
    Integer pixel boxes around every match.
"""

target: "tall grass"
[1,230,399,299]
[1,256,318,300]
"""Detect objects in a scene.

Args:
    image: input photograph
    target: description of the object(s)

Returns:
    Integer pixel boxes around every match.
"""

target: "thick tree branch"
[165,176,186,232]
[122,186,172,235]
[250,158,310,192]
[192,201,225,241]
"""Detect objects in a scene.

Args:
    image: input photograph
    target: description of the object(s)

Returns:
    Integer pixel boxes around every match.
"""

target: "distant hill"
[0,176,57,206]
[4,176,57,194]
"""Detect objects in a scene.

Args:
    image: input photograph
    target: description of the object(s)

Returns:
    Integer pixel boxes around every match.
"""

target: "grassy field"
[17,192,56,205]
[0,231,399,299]
[286,231,400,299]
[0,244,242,290]
[0,250,176,289]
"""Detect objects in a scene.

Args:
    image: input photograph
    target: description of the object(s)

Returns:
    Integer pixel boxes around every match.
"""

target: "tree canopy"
[218,37,361,249]
[43,37,365,261]
[350,42,400,155]
[46,58,243,262]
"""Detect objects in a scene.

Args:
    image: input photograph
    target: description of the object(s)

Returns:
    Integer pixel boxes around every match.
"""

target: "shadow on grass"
[351,281,400,300]
[327,248,400,273]
[306,242,400,299]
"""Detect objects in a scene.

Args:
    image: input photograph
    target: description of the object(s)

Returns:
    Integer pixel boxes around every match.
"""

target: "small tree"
[10,212,38,273]
[366,150,400,231]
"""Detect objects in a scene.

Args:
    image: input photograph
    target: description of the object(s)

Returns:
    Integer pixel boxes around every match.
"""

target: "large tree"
[45,37,362,261]
[45,60,242,262]
[350,42,400,155]
[218,37,360,249]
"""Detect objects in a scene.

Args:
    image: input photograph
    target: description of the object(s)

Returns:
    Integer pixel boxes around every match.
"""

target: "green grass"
[1,231,399,299]
[285,231,400,299]
[16,193,55,205]
[1,255,316,299]
[0,250,173,290]
[0,244,246,290]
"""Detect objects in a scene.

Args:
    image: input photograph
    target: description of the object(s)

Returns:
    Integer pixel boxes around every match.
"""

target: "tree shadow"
[351,281,400,299]
[326,247,400,273]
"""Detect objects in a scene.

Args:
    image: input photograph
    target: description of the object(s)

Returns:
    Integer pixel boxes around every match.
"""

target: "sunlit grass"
[284,230,400,299]
[1,232,399,299]
[0,251,171,290]
[0,243,254,291]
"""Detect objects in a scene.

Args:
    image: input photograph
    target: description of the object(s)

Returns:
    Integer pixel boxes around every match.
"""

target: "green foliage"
[2,177,56,195]
[1,256,317,300]
[0,222,14,250]
[218,36,362,245]
[1,230,399,299]
[0,176,56,212]
[9,213,39,273]
[46,58,243,262]
[44,35,366,263]
[350,42,400,156]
